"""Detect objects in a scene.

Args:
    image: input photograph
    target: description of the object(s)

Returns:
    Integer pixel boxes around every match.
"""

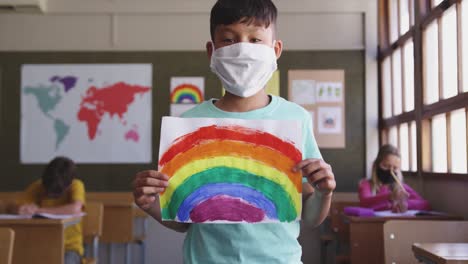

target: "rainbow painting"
[170,77,204,104]
[158,117,303,223]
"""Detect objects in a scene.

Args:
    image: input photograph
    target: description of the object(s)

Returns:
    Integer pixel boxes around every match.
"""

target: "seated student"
[359,144,430,213]
[15,156,85,264]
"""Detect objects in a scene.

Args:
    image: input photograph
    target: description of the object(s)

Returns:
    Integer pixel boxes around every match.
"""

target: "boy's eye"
[222,38,234,43]
[251,38,262,43]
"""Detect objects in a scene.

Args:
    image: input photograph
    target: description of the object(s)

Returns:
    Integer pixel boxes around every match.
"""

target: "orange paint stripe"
[161,140,302,192]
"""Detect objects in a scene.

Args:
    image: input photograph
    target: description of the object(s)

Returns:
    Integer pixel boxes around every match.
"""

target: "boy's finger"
[135,186,165,195]
[293,159,320,172]
[147,171,170,180]
[136,195,156,205]
[136,171,170,181]
[136,177,169,188]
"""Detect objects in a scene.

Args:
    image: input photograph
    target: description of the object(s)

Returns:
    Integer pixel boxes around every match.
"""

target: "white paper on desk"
[33,212,86,219]
[0,214,32,219]
[374,210,420,217]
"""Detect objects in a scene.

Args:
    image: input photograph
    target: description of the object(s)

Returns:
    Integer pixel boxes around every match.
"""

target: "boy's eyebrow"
[217,25,266,35]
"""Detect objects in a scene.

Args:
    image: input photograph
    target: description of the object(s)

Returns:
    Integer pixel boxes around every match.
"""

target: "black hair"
[210,0,278,40]
[41,156,77,197]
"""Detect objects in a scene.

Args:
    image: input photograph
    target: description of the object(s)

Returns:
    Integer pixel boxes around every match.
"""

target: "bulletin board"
[288,69,345,148]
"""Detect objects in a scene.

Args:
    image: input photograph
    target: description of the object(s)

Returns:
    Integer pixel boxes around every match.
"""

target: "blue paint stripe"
[176,183,278,221]
[176,94,197,103]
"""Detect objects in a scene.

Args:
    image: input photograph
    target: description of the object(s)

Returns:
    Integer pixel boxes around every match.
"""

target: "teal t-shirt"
[181,95,322,264]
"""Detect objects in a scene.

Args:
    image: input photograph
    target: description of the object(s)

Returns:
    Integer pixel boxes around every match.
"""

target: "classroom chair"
[383,220,468,264]
[82,202,104,264]
[87,192,147,264]
[320,192,359,264]
[0,228,15,264]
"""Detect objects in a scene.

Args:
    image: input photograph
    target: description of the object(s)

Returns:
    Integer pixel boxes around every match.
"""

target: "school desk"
[413,243,468,264]
[345,214,462,264]
[384,220,468,264]
[0,217,81,264]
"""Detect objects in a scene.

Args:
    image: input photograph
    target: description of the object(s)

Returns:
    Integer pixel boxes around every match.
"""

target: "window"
[379,0,468,178]
[382,58,393,118]
[450,109,467,173]
[399,123,410,171]
[389,126,398,147]
[400,0,410,34]
[389,0,400,43]
[431,114,447,173]
[410,121,417,171]
[441,6,458,99]
[423,21,439,105]
[409,0,415,26]
[392,49,403,115]
[403,40,415,111]
[463,0,468,92]
[432,0,443,8]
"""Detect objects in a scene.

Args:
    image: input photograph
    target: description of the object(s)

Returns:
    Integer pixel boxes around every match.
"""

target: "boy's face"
[207,21,283,59]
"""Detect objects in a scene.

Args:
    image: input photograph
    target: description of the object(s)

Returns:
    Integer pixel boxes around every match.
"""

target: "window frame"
[378,0,468,180]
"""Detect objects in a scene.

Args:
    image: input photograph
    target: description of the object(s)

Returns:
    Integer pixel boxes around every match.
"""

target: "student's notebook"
[0,212,85,219]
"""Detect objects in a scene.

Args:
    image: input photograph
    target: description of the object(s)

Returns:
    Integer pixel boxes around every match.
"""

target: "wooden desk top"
[345,214,462,223]
[413,243,468,263]
[0,217,81,227]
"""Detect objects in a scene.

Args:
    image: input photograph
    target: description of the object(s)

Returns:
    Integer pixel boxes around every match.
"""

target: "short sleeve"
[70,179,86,205]
[302,111,322,160]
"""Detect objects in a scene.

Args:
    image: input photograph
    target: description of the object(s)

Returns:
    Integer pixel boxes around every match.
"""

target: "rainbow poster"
[170,77,204,104]
[158,117,303,223]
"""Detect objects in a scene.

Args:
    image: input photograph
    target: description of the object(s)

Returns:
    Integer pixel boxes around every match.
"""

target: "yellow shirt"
[19,179,86,256]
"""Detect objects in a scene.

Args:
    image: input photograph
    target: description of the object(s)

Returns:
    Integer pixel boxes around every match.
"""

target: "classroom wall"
[0,1,375,264]
[424,180,468,219]
[0,50,365,192]
[0,1,365,51]
[0,0,371,192]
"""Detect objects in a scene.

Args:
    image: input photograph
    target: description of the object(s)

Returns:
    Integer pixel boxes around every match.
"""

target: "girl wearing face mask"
[358,144,430,213]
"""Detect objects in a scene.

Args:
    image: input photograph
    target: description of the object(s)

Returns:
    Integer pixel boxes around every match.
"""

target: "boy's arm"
[302,182,333,227]
[36,179,86,215]
[296,159,335,227]
[36,201,83,215]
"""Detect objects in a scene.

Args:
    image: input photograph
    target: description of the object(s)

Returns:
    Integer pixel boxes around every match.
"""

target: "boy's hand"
[294,159,336,195]
[133,170,169,211]
[18,203,38,215]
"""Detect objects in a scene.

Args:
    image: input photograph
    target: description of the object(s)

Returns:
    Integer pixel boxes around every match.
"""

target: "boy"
[16,156,85,264]
[133,0,336,263]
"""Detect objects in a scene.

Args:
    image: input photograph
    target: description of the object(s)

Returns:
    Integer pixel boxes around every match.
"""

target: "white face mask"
[210,42,278,98]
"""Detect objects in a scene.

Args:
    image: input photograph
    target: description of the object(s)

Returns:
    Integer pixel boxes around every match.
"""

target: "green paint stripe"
[161,167,299,222]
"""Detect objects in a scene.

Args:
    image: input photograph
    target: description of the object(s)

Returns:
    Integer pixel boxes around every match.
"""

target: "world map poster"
[21,64,153,163]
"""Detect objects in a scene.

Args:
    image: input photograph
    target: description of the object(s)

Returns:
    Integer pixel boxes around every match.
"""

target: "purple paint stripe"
[177,183,277,221]
[189,195,265,223]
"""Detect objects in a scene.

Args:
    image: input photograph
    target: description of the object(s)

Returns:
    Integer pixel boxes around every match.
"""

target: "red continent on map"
[78,82,150,140]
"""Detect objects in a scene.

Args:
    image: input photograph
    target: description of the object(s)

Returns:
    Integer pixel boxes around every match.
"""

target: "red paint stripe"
[159,125,302,167]
[170,84,202,101]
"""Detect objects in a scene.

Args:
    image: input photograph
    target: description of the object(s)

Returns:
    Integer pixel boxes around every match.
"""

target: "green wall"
[0,50,365,192]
